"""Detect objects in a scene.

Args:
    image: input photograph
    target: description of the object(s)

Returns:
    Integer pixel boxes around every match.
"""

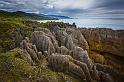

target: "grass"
[0,56,34,82]
[0,16,32,52]
[0,52,19,57]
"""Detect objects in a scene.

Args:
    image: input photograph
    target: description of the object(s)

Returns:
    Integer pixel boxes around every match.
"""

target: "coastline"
[38,18,124,30]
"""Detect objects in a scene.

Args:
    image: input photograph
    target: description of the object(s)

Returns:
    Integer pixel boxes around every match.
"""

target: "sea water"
[39,18,124,30]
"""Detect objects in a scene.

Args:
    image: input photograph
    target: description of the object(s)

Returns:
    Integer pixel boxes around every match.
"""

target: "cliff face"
[80,28,124,75]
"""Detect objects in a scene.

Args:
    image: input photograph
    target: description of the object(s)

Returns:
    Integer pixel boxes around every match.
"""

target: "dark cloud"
[95,0,124,10]
[0,0,124,18]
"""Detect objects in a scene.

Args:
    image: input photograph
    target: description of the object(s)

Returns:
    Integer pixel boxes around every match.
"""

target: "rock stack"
[14,27,114,82]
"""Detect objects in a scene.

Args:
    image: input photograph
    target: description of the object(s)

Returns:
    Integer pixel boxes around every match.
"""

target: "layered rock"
[13,37,44,65]
[71,47,93,70]
[52,28,89,51]
[80,28,124,74]
[48,53,92,82]
[11,27,115,82]
[30,31,56,56]
[80,28,124,57]
[47,53,113,82]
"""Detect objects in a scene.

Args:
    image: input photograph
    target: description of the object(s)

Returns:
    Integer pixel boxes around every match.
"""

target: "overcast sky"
[0,0,124,18]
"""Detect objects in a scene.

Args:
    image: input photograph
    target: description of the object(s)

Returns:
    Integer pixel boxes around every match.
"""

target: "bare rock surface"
[30,31,55,55]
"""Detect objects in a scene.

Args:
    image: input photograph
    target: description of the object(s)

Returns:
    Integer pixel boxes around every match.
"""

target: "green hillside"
[0,10,56,20]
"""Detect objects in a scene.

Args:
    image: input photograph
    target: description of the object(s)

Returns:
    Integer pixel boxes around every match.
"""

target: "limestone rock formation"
[65,28,89,50]
[52,28,89,51]
[80,28,124,57]
[80,28,124,75]
[30,31,55,56]
[12,48,34,65]
[29,27,115,82]
[13,37,44,65]
[48,53,92,82]
[10,26,117,82]
[71,46,93,70]
[56,46,70,55]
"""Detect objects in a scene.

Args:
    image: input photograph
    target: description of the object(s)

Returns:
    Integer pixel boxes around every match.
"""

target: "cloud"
[51,0,94,10]
[0,0,124,18]
[95,0,124,10]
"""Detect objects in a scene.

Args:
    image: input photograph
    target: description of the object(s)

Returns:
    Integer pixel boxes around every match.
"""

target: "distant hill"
[0,10,57,20]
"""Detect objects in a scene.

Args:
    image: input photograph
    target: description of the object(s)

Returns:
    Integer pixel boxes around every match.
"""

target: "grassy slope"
[0,10,55,52]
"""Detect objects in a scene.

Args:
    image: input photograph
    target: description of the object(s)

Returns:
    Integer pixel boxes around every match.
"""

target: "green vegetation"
[0,10,40,52]
[0,18,25,52]
[0,11,36,82]
[0,52,18,57]
[0,56,34,82]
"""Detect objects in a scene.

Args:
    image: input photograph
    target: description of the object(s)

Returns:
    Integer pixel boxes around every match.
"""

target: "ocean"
[39,18,124,30]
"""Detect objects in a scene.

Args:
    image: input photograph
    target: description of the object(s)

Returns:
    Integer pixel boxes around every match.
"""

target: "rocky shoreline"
[0,22,124,82]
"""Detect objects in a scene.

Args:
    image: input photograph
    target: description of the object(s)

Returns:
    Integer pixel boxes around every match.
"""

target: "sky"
[0,0,124,18]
